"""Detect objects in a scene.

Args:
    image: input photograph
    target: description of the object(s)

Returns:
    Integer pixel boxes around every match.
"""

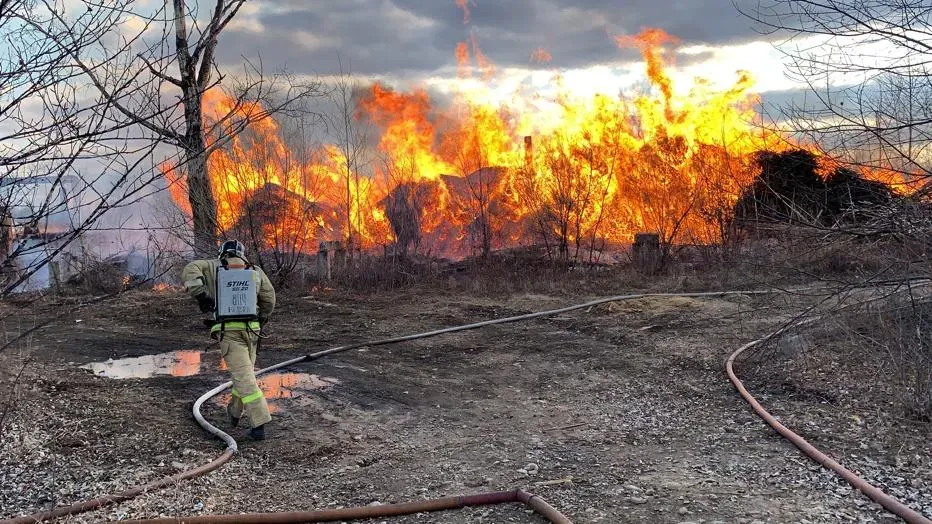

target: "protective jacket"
[181,256,276,335]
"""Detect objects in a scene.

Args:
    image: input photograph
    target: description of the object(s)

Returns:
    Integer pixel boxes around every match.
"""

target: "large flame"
[162,18,905,260]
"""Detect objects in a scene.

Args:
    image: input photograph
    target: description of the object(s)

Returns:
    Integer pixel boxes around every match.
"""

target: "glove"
[195,293,215,313]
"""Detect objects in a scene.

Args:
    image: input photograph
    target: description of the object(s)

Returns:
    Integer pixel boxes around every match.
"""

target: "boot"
[248,424,266,441]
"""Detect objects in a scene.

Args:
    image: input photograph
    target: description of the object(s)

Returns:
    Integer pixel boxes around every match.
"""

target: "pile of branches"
[733,149,896,230]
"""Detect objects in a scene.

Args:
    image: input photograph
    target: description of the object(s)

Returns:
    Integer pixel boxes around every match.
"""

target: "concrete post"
[317,240,346,281]
[49,260,62,294]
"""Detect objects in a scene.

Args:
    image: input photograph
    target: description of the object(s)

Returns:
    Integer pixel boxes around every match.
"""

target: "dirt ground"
[0,280,930,523]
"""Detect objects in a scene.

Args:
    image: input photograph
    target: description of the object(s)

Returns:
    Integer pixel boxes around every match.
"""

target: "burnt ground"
[0,282,929,523]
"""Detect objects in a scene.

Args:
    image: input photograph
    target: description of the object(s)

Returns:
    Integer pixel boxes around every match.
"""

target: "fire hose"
[727,326,932,524]
[113,490,570,524]
[3,287,929,523]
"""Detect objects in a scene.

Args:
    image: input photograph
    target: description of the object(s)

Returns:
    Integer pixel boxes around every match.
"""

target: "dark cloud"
[217,0,771,78]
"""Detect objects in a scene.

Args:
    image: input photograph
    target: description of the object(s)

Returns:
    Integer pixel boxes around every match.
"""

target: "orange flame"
[616,29,681,122]
[161,18,908,260]
[455,31,496,80]
[455,41,471,78]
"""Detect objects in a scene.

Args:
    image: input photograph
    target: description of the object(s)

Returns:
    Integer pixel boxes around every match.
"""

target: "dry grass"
[65,259,128,295]
[831,297,932,420]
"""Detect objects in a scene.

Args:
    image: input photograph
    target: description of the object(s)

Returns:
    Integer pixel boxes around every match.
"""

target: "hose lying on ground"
[0,452,235,524]
[727,327,932,524]
[3,286,928,523]
[112,489,571,524]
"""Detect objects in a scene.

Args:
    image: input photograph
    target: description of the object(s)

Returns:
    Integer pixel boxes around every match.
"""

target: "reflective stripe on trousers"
[231,388,264,404]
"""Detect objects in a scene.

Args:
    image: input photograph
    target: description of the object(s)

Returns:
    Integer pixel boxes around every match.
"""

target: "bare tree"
[328,60,371,259]
[735,1,932,422]
[628,132,704,267]
[740,0,932,187]
[0,0,184,437]
[523,131,618,263]
[0,0,176,296]
[692,141,757,257]
[536,139,574,261]
[452,134,497,258]
[39,0,324,256]
[512,151,555,258]
[576,123,628,264]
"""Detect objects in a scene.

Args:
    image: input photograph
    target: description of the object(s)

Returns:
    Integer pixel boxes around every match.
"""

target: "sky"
[214,0,810,109]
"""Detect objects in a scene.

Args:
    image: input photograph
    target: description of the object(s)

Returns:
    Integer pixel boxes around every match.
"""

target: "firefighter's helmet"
[218,239,246,260]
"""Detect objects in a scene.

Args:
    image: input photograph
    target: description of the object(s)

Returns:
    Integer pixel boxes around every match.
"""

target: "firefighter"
[181,240,276,440]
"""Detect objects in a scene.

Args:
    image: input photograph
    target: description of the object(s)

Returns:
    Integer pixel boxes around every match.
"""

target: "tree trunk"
[174,0,217,257]
[481,217,491,257]
[345,164,353,257]
[182,101,217,257]
[478,187,491,257]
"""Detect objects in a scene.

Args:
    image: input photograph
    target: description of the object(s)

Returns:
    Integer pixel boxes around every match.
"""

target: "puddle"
[213,372,340,413]
[81,353,339,413]
[81,350,204,379]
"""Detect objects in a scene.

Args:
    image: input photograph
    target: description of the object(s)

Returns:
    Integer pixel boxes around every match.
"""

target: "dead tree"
[530,133,615,263]
[221,114,334,284]
[0,0,175,296]
[625,131,702,268]
[513,154,556,258]
[0,204,10,263]
[541,142,576,261]
[328,60,371,258]
[453,134,498,258]
[576,122,627,264]
[45,0,324,257]
[740,1,932,420]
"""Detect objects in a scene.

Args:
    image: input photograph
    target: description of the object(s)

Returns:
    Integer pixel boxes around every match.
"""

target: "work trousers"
[220,329,271,428]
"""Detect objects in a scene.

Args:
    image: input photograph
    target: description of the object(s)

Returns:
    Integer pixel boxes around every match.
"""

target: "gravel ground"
[0,286,929,523]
